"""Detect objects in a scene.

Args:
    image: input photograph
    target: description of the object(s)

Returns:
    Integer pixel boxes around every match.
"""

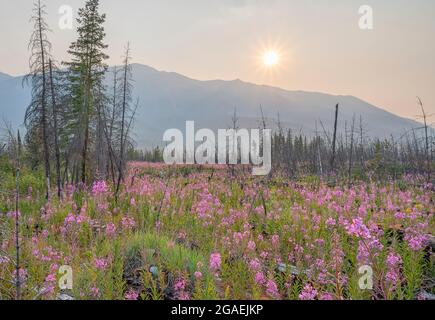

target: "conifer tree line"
[23,0,137,199]
[128,104,433,182]
[269,110,434,182]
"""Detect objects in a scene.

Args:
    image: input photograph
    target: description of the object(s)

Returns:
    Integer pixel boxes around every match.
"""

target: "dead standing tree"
[48,59,62,199]
[115,43,134,198]
[107,66,120,183]
[315,121,324,176]
[15,131,22,300]
[358,115,366,172]
[229,107,239,177]
[330,104,339,174]
[417,97,432,182]
[24,0,52,200]
[2,127,23,300]
[348,115,356,186]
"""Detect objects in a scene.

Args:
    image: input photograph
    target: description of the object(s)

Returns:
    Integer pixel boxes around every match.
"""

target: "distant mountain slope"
[0,74,30,129]
[0,63,422,147]
[0,72,12,82]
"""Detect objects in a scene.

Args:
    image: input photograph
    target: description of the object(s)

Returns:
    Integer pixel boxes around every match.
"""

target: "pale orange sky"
[1,0,434,121]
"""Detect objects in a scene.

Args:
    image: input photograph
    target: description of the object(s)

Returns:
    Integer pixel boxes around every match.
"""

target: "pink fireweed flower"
[271,235,280,247]
[209,253,222,272]
[174,278,190,300]
[232,232,244,245]
[174,278,186,291]
[266,279,280,299]
[90,285,100,298]
[75,213,87,224]
[404,230,429,251]
[45,274,56,282]
[64,213,76,225]
[325,217,336,227]
[97,202,109,211]
[299,283,318,300]
[92,180,108,195]
[386,252,402,267]
[314,238,325,246]
[178,291,191,300]
[0,255,10,264]
[50,263,59,273]
[130,197,136,207]
[121,216,136,230]
[254,272,265,285]
[194,271,202,280]
[125,289,139,300]
[394,211,406,219]
[105,223,117,237]
[357,237,383,264]
[319,292,334,300]
[247,240,256,251]
[358,206,368,217]
[42,284,56,296]
[7,211,21,219]
[95,258,109,270]
[294,244,304,255]
[249,258,261,271]
[345,217,371,239]
[260,251,269,259]
[13,268,28,284]
[386,252,403,289]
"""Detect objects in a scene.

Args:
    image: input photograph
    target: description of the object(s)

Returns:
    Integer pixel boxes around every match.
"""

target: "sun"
[253,38,289,80]
[262,50,280,67]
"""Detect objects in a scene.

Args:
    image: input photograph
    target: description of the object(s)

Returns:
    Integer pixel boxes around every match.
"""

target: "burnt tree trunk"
[38,4,51,199]
[330,104,339,173]
[49,59,62,198]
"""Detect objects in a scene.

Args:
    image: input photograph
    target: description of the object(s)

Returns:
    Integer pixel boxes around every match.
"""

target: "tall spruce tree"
[64,0,108,184]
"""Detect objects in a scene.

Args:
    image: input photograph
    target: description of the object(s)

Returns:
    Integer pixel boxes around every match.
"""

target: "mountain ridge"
[0,63,424,147]
[0,71,13,81]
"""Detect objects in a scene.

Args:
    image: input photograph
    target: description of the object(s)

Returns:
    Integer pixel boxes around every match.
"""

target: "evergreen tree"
[64,0,109,184]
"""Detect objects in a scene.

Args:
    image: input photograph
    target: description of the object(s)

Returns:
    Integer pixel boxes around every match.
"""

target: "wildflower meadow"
[0,162,433,300]
[0,0,434,305]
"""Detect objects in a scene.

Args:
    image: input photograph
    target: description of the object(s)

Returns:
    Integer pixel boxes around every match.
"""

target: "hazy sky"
[1,0,434,120]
